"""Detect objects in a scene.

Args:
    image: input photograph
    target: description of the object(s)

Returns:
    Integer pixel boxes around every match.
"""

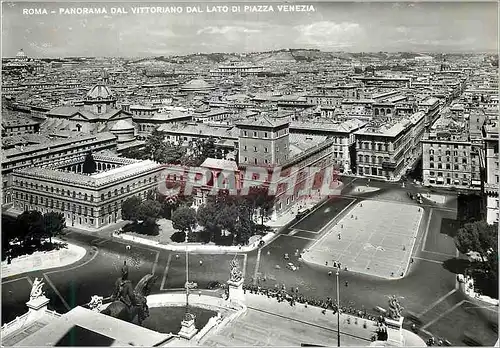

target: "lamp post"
[185,229,190,315]
[336,266,341,347]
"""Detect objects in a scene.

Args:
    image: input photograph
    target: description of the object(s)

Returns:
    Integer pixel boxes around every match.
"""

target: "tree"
[245,186,275,225]
[144,129,166,160]
[121,196,142,222]
[15,210,45,247]
[171,206,197,234]
[82,151,97,174]
[137,199,162,226]
[43,212,66,243]
[455,221,497,263]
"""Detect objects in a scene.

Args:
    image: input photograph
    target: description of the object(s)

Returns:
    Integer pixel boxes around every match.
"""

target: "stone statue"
[229,259,243,282]
[100,261,157,326]
[30,278,45,300]
[388,295,403,319]
[88,295,103,312]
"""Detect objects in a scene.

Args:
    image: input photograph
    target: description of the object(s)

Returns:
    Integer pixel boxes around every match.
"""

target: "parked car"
[207,281,222,290]
[286,263,297,271]
[374,306,387,315]
[284,253,290,260]
[296,208,311,220]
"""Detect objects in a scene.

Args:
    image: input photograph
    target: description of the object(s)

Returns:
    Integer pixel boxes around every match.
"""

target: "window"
[254,146,257,152]
[254,158,258,164]
[244,157,248,162]
[264,132,268,138]
[101,194,105,200]
[244,131,247,136]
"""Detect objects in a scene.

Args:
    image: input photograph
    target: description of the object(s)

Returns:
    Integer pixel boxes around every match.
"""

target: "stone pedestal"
[26,296,50,321]
[385,316,404,346]
[178,314,198,340]
[227,278,244,303]
[385,316,404,330]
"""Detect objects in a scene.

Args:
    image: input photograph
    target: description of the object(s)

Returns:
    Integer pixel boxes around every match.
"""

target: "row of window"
[5,141,111,169]
[357,142,391,152]
[358,155,390,164]
[428,171,469,178]
[15,190,154,216]
[429,162,469,170]
[16,176,158,202]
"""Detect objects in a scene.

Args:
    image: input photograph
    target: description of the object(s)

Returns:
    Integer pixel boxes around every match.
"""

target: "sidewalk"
[243,293,426,347]
[1,238,87,278]
[113,231,276,253]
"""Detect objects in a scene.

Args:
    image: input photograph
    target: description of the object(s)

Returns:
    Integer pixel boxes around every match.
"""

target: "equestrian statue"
[100,261,157,325]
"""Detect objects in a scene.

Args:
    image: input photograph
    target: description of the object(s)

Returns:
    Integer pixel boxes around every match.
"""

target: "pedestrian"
[338,233,341,240]
[345,281,348,287]
[402,245,406,251]
[267,250,270,256]
[126,245,131,251]
[328,271,332,276]
[325,261,328,266]
[411,258,414,264]
[199,260,203,266]
[175,254,179,259]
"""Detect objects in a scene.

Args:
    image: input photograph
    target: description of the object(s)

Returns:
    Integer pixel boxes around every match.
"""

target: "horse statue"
[30,277,45,300]
[100,262,157,325]
[229,259,243,283]
[388,295,403,320]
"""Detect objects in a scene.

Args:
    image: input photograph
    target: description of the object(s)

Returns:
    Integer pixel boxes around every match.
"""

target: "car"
[207,281,222,290]
[286,262,297,271]
[374,306,387,315]
[284,253,290,260]
[296,208,311,220]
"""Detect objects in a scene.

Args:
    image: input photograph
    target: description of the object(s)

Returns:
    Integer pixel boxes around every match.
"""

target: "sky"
[2,1,498,57]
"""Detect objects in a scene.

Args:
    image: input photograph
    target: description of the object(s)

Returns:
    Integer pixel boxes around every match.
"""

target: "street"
[2,178,497,346]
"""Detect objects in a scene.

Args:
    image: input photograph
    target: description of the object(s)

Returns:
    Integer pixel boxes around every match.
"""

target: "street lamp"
[185,229,190,316]
[336,266,341,347]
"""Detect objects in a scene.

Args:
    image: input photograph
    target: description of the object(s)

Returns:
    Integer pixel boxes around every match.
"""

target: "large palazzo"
[10,154,164,229]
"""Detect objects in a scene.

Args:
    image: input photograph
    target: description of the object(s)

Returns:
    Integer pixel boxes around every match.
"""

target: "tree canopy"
[171,206,197,233]
[455,221,497,263]
[43,212,66,243]
[121,196,142,222]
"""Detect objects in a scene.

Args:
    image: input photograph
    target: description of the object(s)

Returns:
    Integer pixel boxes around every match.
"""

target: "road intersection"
[2,177,497,345]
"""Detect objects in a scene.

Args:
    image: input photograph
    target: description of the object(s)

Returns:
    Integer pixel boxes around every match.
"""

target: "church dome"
[86,84,115,100]
[111,120,134,131]
[16,49,27,60]
[180,79,215,91]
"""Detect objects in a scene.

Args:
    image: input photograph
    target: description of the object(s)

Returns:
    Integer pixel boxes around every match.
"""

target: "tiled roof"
[200,158,238,171]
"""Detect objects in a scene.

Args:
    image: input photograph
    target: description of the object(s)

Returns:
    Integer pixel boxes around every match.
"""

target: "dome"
[16,49,27,59]
[181,79,215,91]
[86,84,115,100]
[111,120,134,131]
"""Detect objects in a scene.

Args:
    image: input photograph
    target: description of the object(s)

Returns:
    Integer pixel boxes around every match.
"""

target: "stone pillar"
[178,313,198,340]
[227,278,244,304]
[385,316,404,346]
[26,296,50,322]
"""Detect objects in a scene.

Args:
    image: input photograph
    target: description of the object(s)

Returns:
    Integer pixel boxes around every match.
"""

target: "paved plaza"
[303,200,424,279]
